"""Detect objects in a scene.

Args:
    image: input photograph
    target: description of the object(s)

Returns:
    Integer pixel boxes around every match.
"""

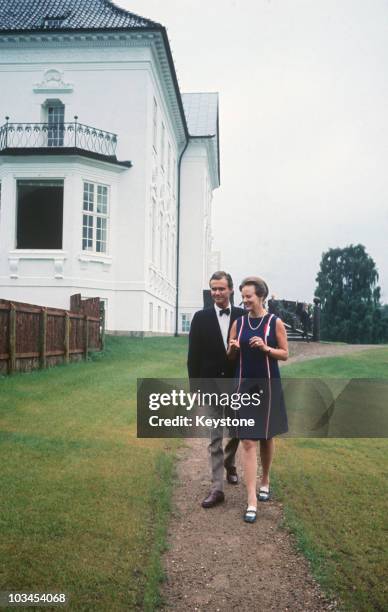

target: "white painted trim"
[8,249,68,258]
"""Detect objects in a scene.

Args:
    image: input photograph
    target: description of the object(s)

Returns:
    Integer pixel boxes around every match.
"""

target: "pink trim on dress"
[236,316,245,394]
[264,314,275,439]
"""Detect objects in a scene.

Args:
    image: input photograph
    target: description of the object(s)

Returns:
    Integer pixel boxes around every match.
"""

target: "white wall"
[0,40,183,333]
[179,140,213,329]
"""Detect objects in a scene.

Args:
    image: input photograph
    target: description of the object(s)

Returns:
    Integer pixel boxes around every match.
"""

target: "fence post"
[5,116,9,148]
[74,115,78,148]
[64,312,70,364]
[40,307,47,369]
[313,297,321,342]
[9,302,16,374]
[84,315,89,360]
[99,301,105,351]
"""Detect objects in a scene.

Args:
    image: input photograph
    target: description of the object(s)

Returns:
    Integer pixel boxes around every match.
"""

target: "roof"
[182,92,220,187]
[0,0,161,32]
[181,92,219,137]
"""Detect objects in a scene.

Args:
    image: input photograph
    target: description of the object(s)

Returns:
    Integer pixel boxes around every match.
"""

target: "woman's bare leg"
[259,438,275,487]
[241,439,258,507]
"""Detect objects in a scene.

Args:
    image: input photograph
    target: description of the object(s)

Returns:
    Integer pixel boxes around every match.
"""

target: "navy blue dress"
[233,313,288,440]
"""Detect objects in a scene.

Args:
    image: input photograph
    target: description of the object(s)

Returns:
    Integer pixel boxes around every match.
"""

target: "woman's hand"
[249,336,270,352]
[227,320,240,360]
[228,338,240,352]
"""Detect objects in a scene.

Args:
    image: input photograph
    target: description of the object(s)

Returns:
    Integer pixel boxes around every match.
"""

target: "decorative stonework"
[78,254,112,272]
[33,69,73,93]
[54,258,64,279]
[8,252,67,279]
[148,265,175,303]
[9,258,19,279]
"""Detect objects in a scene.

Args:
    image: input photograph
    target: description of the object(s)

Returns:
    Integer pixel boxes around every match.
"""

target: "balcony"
[0,117,132,168]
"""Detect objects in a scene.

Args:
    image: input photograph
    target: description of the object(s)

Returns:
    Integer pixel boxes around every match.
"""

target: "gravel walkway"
[161,342,384,611]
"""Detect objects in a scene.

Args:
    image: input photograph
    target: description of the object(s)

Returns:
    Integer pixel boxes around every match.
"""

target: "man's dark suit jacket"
[187,305,245,380]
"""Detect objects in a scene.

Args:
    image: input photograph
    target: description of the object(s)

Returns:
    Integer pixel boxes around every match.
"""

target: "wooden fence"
[0,295,103,375]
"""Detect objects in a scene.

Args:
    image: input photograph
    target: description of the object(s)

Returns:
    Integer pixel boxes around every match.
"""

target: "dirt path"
[161,343,383,611]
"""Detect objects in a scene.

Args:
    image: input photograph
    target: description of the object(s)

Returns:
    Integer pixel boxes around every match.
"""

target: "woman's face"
[241,285,263,311]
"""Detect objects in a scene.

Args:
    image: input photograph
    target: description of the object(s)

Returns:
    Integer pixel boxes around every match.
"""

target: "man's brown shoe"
[226,466,239,485]
[201,489,225,508]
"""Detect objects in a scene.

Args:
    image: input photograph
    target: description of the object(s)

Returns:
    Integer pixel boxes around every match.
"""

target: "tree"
[315,244,387,343]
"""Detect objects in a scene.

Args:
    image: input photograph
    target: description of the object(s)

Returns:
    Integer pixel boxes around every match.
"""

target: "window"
[152,98,158,151]
[43,17,66,28]
[160,122,165,169]
[47,102,65,147]
[82,181,109,253]
[165,309,168,331]
[16,179,63,249]
[158,306,161,331]
[149,303,153,331]
[181,313,191,333]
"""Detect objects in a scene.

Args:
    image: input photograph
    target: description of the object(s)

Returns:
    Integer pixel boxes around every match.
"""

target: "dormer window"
[43,16,67,28]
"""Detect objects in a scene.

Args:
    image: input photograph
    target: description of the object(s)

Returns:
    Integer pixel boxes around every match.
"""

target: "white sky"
[119,0,388,303]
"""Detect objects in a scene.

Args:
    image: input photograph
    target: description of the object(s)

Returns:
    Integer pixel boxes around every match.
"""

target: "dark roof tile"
[0,0,161,32]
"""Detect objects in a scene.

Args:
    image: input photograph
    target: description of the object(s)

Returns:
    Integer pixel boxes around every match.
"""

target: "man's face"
[210,278,232,309]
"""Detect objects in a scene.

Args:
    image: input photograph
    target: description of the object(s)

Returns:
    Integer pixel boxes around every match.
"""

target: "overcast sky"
[120,0,387,303]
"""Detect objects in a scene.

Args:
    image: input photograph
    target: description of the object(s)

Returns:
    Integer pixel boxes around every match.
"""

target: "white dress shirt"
[214,302,232,350]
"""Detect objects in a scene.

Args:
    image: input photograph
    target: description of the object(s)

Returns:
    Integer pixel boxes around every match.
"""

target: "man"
[300,303,311,342]
[187,271,245,508]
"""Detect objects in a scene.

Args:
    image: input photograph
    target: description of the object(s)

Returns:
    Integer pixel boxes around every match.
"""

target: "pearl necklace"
[247,312,267,331]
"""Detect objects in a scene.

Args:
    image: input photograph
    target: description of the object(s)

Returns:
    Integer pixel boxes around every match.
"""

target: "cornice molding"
[0,30,187,149]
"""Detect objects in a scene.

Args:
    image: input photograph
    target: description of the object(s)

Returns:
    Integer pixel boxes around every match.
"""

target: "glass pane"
[97,185,107,214]
[47,105,64,147]
[82,214,93,250]
[83,183,94,211]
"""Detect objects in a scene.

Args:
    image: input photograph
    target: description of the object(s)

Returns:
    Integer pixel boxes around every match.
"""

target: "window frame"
[82,180,109,255]
[181,313,191,333]
[15,178,64,250]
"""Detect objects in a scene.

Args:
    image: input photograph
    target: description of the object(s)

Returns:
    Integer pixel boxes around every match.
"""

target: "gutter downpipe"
[174,138,189,337]
[174,134,218,336]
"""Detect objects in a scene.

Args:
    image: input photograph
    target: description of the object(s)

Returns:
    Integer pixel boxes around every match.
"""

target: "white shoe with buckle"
[243,505,257,523]
[258,485,271,502]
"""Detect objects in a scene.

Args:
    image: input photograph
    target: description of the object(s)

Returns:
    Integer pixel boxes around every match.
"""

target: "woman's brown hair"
[239,276,269,299]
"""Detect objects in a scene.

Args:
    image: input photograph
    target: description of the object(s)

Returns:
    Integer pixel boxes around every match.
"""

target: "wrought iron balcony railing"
[0,117,117,157]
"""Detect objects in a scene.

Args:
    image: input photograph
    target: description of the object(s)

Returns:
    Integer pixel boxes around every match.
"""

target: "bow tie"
[219,308,230,316]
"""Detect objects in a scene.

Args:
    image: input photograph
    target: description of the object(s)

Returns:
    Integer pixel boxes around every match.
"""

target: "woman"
[227,276,289,523]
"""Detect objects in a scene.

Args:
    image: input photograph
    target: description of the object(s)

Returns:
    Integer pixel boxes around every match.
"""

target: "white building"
[0,0,220,334]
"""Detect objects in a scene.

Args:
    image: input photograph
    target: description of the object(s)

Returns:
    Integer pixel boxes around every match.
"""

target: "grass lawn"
[1,339,387,611]
[0,336,188,611]
[273,347,388,612]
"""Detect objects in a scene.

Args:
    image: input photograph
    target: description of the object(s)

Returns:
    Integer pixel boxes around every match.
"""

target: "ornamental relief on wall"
[33,69,73,93]
[148,266,175,302]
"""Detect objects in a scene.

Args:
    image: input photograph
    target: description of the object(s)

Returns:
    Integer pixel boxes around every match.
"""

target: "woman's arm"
[273,317,289,361]
[227,319,240,360]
